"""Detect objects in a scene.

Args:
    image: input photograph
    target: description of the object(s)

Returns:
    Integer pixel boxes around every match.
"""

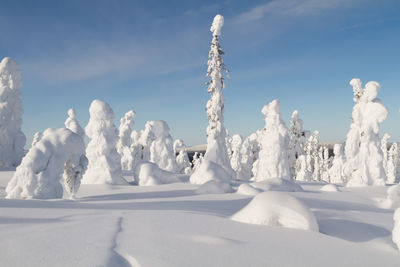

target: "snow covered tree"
[149,120,179,173]
[64,108,85,137]
[6,128,87,199]
[230,134,243,176]
[173,139,191,174]
[381,133,390,176]
[82,100,126,185]
[346,79,388,187]
[295,155,312,181]
[387,143,399,184]
[31,132,42,148]
[116,110,136,170]
[328,144,346,184]
[0,57,26,167]
[238,136,255,180]
[321,146,330,183]
[254,100,291,181]
[138,121,155,161]
[190,14,235,184]
[288,110,306,177]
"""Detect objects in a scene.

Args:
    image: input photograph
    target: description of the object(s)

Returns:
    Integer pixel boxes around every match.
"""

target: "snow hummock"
[251,178,304,192]
[393,208,400,251]
[82,100,126,185]
[0,57,26,167]
[379,184,400,209]
[134,162,187,186]
[195,180,233,195]
[231,191,319,232]
[236,183,262,196]
[320,184,340,192]
[64,108,85,137]
[253,100,291,181]
[6,128,87,199]
[190,159,232,184]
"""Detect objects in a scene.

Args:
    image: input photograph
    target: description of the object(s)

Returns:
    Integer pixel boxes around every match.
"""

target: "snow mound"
[236,183,261,196]
[190,159,232,185]
[251,178,303,192]
[195,180,233,195]
[134,162,188,186]
[320,184,340,192]
[378,184,400,209]
[394,208,400,251]
[231,191,319,232]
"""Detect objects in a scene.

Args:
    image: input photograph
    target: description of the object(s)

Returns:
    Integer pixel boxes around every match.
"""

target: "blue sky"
[1,0,400,146]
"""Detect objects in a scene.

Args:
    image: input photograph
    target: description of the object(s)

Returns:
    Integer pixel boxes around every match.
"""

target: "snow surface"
[231,191,319,232]
[394,208,400,250]
[320,184,340,192]
[1,171,400,266]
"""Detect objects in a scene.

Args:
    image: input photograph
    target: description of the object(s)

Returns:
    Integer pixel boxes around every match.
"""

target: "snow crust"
[231,191,319,232]
[0,57,26,167]
[6,128,87,199]
[82,100,126,185]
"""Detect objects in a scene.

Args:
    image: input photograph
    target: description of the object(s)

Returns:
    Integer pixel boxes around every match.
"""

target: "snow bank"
[6,128,87,199]
[82,100,126,185]
[195,180,233,195]
[231,192,319,232]
[394,208,400,251]
[379,184,400,209]
[236,183,261,196]
[134,162,187,186]
[251,178,304,192]
[320,184,340,192]
[190,159,232,184]
[0,57,26,167]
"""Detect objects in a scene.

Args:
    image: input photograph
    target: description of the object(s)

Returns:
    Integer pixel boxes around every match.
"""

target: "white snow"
[64,108,85,137]
[5,128,87,199]
[210,14,224,36]
[195,180,233,195]
[231,191,319,232]
[236,183,261,196]
[394,208,400,251]
[320,184,340,192]
[134,161,188,186]
[116,110,136,171]
[251,178,304,192]
[328,144,346,184]
[0,57,26,167]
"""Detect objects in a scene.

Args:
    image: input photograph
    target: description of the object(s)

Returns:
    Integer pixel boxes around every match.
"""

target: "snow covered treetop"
[152,120,170,138]
[210,14,224,36]
[88,99,114,121]
[261,99,280,116]
[364,81,381,102]
[67,108,76,119]
[0,57,22,90]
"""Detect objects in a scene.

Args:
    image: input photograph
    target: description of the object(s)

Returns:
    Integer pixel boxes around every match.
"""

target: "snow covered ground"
[0,170,399,267]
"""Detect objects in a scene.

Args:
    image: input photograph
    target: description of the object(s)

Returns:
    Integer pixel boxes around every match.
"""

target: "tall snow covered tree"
[0,57,26,167]
[381,133,390,176]
[190,14,235,184]
[288,110,306,177]
[387,143,399,184]
[116,110,136,170]
[64,108,85,137]
[346,79,388,186]
[254,100,291,181]
[82,100,126,185]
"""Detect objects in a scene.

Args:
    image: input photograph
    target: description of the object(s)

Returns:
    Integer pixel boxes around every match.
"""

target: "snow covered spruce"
[82,99,126,185]
[190,14,235,184]
[6,128,87,199]
[0,57,26,167]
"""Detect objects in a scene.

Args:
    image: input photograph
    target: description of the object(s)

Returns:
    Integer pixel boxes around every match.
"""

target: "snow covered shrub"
[190,14,235,184]
[295,155,312,181]
[387,143,399,184]
[6,128,87,199]
[231,191,318,232]
[174,139,191,174]
[320,146,330,183]
[288,110,306,177]
[328,144,346,184]
[64,108,84,137]
[82,100,126,185]
[138,121,155,161]
[116,110,136,170]
[253,100,291,181]
[393,208,400,251]
[149,120,179,173]
[0,57,26,167]
[31,132,42,147]
[346,79,388,187]
[238,136,255,180]
[230,134,243,176]
[381,133,390,176]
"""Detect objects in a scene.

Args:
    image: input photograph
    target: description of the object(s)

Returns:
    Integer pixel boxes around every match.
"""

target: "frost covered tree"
[0,57,26,167]
[190,14,235,184]
[64,108,85,137]
[82,100,126,185]
[138,121,155,161]
[295,155,312,181]
[321,146,330,183]
[387,143,399,184]
[238,137,255,180]
[6,128,87,199]
[288,110,306,177]
[381,133,390,176]
[149,120,179,173]
[116,110,136,170]
[328,144,346,184]
[394,208,400,251]
[254,100,291,181]
[31,132,42,148]
[230,134,243,176]
[346,79,388,186]
[174,139,191,174]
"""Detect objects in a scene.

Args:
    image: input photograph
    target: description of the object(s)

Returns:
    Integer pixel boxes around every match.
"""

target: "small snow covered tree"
[320,146,330,182]
[387,143,399,184]
[64,108,85,137]
[116,110,136,170]
[190,14,235,184]
[138,121,155,161]
[328,144,346,184]
[393,208,400,251]
[31,132,42,148]
[174,139,192,174]
[82,100,126,185]
[0,57,26,167]
[238,137,255,180]
[295,155,312,181]
[254,100,291,181]
[288,110,306,177]
[6,128,87,199]
[149,120,179,173]
[381,133,390,176]
[230,134,243,176]
[346,80,388,187]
